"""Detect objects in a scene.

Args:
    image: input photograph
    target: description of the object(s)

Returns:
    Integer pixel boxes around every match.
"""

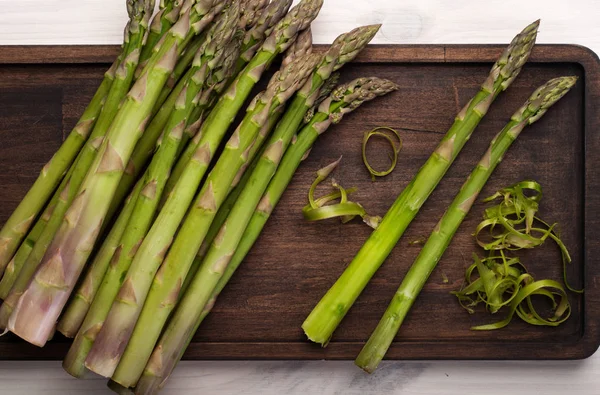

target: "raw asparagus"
[302,21,540,346]
[164,0,299,194]
[198,24,381,259]
[0,0,153,326]
[138,0,182,69]
[60,6,242,378]
[106,50,319,386]
[7,0,224,346]
[355,76,577,373]
[83,0,322,377]
[133,77,398,395]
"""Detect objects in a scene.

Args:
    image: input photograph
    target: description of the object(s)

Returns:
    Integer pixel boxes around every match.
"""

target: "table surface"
[1,0,599,394]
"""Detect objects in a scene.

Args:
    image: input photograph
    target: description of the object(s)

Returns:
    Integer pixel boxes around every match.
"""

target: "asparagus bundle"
[198,24,381,260]
[302,21,540,346]
[355,76,577,373]
[82,0,322,378]
[6,0,225,346]
[165,0,313,195]
[133,77,398,394]
[58,3,242,353]
[0,0,153,327]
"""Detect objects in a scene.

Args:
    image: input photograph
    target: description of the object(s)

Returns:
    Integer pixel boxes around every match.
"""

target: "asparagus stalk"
[138,0,182,70]
[198,24,381,260]
[0,0,153,327]
[0,58,120,278]
[235,0,293,74]
[164,0,298,194]
[60,8,242,379]
[302,21,540,346]
[133,77,398,395]
[7,0,224,347]
[355,76,577,373]
[56,179,145,340]
[105,51,319,387]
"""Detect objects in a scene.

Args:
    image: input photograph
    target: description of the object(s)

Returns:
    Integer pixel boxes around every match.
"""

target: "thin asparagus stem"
[355,76,577,373]
[302,21,541,346]
[134,77,398,395]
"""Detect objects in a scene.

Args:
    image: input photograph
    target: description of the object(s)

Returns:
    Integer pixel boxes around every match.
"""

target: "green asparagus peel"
[362,126,402,180]
[197,25,380,259]
[0,55,120,278]
[0,0,153,327]
[302,21,540,346]
[473,180,582,293]
[111,51,319,388]
[354,76,577,373]
[165,0,320,195]
[84,0,322,378]
[303,158,381,228]
[133,77,398,395]
[7,0,224,347]
[60,5,242,379]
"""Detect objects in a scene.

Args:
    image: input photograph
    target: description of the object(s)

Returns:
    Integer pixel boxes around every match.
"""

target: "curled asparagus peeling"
[302,158,381,228]
[362,126,402,180]
[7,0,224,347]
[133,77,398,395]
[355,76,577,374]
[0,0,153,329]
[110,50,320,388]
[302,21,540,346]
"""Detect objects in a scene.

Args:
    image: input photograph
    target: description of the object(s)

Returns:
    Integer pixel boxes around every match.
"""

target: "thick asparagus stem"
[56,180,144,340]
[7,0,223,347]
[355,76,577,373]
[0,61,118,278]
[0,0,153,326]
[198,24,381,259]
[302,21,540,346]
[60,6,242,379]
[165,0,300,193]
[108,51,319,387]
[133,77,397,395]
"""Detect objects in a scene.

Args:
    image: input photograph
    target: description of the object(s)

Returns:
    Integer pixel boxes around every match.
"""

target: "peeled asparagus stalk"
[7,0,224,347]
[134,77,398,395]
[355,76,577,373]
[302,20,541,346]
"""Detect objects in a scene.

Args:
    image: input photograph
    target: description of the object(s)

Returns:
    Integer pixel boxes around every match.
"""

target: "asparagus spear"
[60,9,242,379]
[198,24,381,260]
[302,21,540,346]
[138,0,182,70]
[164,0,297,194]
[0,0,153,326]
[101,51,319,386]
[355,76,577,373]
[7,0,224,347]
[133,77,398,395]
[0,58,120,278]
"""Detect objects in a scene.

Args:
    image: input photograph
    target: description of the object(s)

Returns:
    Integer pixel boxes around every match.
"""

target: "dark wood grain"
[0,45,598,361]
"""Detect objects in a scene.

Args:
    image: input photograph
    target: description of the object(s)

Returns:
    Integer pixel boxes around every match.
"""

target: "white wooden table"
[0,0,599,393]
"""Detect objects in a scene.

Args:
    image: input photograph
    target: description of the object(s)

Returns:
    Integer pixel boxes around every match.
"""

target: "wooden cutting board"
[0,44,598,361]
